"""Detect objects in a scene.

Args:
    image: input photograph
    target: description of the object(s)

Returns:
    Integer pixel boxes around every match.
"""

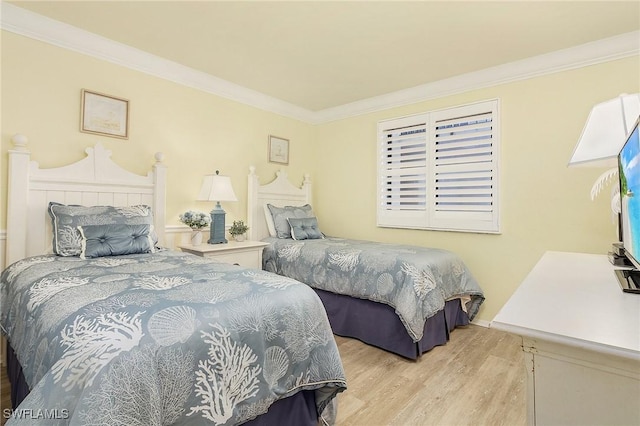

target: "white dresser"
[492,251,640,426]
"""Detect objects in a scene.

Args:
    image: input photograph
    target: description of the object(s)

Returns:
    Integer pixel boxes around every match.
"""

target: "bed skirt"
[6,344,319,425]
[314,289,470,360]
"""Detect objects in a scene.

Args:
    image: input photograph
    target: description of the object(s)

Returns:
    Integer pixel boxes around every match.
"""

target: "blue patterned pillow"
[77,224,155,259]
[287,217,324,240]
[267,204,315,239]
[48,202,157,256]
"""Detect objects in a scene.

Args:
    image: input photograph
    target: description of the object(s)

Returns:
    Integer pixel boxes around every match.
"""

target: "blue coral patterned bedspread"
[262,237,485,341]
[0,250,346,425]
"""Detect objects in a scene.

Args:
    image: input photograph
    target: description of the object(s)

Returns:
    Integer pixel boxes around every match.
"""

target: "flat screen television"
[616,115,640,293]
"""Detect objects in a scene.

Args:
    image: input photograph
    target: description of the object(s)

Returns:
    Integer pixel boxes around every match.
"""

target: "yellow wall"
[0,32,317,230]
[314,57,640,322]
[2,30,639,323]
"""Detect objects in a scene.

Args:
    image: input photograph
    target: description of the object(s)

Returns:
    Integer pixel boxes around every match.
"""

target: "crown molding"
[2,2,638,125]
[314,31,640,123]
[0,2,316,123]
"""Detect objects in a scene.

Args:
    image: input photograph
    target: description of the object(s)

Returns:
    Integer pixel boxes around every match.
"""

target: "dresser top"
[492,251,640,360]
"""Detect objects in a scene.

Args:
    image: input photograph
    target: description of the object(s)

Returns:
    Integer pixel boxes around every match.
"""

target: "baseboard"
[471,319,491,328]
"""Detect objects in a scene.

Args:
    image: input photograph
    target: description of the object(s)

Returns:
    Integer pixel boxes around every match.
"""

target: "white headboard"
[247,166,311,241]
[6,134,167,265]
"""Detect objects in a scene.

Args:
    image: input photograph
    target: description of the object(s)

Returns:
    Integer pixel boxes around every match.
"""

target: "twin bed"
[1,139,485,425]
[248,168,485,360]
[1,140,346,425]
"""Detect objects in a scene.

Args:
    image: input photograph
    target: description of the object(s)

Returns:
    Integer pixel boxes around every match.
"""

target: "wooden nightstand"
[179,240,270,269]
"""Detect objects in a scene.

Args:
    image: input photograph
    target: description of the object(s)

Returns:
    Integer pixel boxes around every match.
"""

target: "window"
[377,99,499,233]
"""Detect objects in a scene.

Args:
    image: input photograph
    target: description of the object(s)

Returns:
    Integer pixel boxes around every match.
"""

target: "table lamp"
[568,93,640,244]
[569,93,640,169]
[568,93,640,205]
[197,170,238,244]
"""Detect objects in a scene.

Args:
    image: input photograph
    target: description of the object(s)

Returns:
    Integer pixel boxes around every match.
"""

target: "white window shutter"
[377,99,500,233]
[377,114,429,228]
[429,100,499,232]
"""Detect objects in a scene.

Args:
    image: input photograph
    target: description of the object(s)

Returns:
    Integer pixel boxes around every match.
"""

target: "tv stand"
[492,252,640,425]
[614,268,640,293]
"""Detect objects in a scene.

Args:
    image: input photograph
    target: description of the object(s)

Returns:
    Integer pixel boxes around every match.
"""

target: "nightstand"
[179,240,270,269]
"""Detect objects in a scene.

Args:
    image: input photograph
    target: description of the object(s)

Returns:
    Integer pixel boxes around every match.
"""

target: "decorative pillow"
[48,202,157,256]
[267,204,315,239]
[263,204,277,237]
[287,217,324,240]
[78,224,155,259]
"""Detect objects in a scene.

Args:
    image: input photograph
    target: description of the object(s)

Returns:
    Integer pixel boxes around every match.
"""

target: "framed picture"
[80,89,129,139]
[268,135,289,164]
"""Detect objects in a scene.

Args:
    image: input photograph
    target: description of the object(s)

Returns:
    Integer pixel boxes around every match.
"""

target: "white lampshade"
[197,171,238,202]
[568,93,640,168]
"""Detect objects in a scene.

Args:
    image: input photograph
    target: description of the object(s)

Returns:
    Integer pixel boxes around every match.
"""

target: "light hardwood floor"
[0,325,525,426]
[334,325,526,426]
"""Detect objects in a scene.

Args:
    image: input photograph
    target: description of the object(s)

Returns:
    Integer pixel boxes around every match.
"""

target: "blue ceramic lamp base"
[208,203,228,244]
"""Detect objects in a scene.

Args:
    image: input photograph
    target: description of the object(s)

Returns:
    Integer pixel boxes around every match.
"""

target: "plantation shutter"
[429,101,499,232]
[377,99,500,233]
[377,114,429,228]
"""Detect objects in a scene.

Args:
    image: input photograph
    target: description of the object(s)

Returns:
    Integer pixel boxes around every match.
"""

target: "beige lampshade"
[569,93,640,168]
[197,171,238,202]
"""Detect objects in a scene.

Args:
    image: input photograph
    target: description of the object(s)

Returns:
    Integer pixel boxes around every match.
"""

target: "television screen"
[618,117,640,269]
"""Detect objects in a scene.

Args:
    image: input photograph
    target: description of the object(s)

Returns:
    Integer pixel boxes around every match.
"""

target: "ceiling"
[7,1,640,112]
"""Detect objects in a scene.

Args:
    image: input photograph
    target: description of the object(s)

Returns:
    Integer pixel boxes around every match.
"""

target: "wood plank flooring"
[0,325,525,426]
[334,325,526,426]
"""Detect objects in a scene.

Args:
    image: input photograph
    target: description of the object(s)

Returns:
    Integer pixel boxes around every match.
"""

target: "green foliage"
[229,220,249,236]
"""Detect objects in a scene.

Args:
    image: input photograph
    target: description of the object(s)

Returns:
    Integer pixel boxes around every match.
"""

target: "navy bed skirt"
[314,288,470,360]
[6,344,319,425]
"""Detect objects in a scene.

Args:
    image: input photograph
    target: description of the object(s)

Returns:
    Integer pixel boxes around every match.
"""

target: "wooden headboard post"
[152,152,167,247]
[247,166,312,241]
[247,166,260,241]
[6,134,30,266]
[5,135,167,266]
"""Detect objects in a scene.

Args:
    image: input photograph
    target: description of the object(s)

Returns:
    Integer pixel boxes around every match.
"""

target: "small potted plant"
[229,220,249,242]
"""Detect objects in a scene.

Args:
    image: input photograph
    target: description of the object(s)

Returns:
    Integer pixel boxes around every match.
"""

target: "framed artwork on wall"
[80,89,129,139]
[268,135,289,165]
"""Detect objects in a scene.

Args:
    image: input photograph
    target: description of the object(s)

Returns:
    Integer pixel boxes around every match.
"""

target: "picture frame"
[268,135,289,165]
[80,89,129,139]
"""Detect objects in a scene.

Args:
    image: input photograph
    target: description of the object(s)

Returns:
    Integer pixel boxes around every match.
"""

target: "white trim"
[163,225,194,251]
[164,225,239,250]
[2,2,638,124]
[0,3,315,124]
[377,99,500,233]
[0,230,6,272]
[317,32,640,123]
[472,319,490,328]
[5,136,167,265]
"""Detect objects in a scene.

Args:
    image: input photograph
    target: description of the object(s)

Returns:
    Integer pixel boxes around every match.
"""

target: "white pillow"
[263,204,277,237]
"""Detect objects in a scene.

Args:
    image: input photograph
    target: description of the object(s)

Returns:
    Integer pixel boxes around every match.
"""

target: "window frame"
[377,99,500,234]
